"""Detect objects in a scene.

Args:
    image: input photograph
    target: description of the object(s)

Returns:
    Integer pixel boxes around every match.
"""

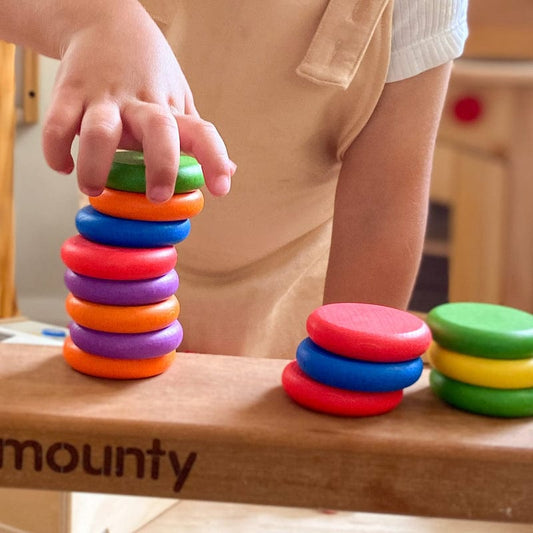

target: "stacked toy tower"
[60,151,204,379]
[427,302,533,418]
[281,303,432,416]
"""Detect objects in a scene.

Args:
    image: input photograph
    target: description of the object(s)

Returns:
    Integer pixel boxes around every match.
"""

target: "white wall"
[14,55,79,326]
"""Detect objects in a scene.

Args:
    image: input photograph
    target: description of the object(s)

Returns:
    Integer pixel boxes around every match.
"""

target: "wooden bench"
[0,343,531,524]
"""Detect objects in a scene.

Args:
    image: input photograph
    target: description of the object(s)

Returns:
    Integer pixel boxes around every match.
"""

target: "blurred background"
[2,0,533,326]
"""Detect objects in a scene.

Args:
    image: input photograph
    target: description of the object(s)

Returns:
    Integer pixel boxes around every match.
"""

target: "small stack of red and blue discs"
[60,151,204,379]
[427,302,533,418]
[281,303,432,416]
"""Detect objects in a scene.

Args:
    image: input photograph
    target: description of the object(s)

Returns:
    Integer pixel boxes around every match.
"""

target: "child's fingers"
[42,92,82,175]
[122,101,180,203]
[183,88,199,117]
[176,114,235,197]
[77,100,122,196]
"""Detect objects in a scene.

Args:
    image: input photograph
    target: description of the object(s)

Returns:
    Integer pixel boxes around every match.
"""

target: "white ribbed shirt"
[387,0,469,82]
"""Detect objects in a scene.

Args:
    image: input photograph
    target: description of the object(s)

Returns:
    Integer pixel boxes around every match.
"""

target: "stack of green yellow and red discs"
[60,151,204,379]
[281,303,432,416]
[427,302,533,418]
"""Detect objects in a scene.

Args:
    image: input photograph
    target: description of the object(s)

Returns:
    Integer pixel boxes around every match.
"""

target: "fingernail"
[81,187,103,197]
[211,175,231,196]
[147,186,172,204]
[57,164,74,175]
[229,161,237,176]
[220,175,231,194]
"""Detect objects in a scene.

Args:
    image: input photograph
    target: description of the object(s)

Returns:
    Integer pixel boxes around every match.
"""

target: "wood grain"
[0,41,17,318]
[23,48,39,124]
[0,344,530,524]
[504,88,533,310]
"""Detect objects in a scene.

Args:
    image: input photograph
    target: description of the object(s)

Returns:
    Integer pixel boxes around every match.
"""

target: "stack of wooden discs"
[60,151,204,379]
[427,302,533,418]
[281,303,432,416]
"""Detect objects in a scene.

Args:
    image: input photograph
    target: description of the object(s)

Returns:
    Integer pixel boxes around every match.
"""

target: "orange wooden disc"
[65,293,180,333]
[63,336,176,379]
[89,187,204,221]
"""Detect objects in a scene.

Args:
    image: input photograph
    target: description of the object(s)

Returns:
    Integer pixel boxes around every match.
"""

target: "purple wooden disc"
[64,269,179,306]
[69,320,183,359]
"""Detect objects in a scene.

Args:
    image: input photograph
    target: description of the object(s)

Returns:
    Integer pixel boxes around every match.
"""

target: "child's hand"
[41,2,234,202]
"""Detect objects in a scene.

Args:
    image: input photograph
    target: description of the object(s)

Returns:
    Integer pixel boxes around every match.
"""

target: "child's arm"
[323,62,452,309]
[0,0,234,201]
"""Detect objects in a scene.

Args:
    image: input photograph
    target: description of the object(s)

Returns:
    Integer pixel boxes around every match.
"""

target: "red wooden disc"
[61,235,177,280]
[281,361,403,417]
[306,303,431,362]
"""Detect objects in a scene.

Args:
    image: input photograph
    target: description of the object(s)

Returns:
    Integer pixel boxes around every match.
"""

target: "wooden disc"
[296,337,423,392]
[281,361,403,417]
[64,269,179,306]
[60,235,177,280]
[90,188,204,221]
[69,320,183,359]
[63,336,176,379]
[428,342,533,389]
[65,294,180,333]
[306,303,432,362]
[107,151,205,193]
[75,206,191,248]
[427,302,533,358]
[429,369,533,418]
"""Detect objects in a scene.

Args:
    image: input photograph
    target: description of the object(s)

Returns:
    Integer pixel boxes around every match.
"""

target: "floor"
[136,500,533,533]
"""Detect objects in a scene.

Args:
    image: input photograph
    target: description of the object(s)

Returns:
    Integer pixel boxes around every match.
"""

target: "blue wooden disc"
[296,337,424,392]
[75,206,191,248]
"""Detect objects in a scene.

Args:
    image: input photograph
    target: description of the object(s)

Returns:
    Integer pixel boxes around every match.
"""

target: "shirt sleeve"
[386,0,469,83]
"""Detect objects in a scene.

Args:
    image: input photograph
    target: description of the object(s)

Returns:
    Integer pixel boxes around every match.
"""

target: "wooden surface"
[505,88,533,313]
[0,41,17,318]
[452,59,533,87]
[432,143,506,304]
[433,59,533,312]
[23,48,39,124]
[464,0,533,60]
[0,344,531,524]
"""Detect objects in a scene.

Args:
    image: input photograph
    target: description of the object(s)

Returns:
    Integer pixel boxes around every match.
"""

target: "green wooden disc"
[429,369,533,418]
[106,151,205,193]
[426,302,533,359]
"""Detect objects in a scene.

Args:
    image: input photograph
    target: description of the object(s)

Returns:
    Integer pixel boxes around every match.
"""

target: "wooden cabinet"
[430,59,533,313]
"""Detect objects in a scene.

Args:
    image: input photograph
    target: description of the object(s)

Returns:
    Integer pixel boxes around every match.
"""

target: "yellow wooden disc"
[428,342,533,389]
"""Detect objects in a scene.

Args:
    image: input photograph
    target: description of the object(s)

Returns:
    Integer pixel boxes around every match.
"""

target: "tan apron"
[140,0,393,358]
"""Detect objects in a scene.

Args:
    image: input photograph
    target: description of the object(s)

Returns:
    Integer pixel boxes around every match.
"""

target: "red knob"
[453,96,483,122]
